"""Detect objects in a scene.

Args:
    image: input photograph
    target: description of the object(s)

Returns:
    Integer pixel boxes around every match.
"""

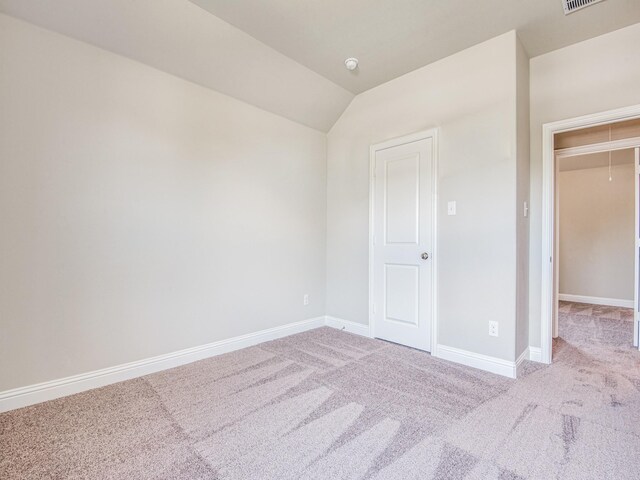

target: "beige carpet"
[2,302,640,479]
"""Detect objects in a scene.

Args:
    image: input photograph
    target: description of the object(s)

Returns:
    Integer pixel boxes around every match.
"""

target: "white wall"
[326,32,525,362]
[529,23,640,347]
[0,14,327,392]
[9,8,638,391]
[559,163,635,301]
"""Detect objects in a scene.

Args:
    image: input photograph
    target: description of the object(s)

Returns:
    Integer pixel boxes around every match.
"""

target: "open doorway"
[554,127,638,355]
[541,109,640,364]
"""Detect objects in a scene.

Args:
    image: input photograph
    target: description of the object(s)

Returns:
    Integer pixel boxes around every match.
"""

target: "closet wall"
[558,158,635,303]
[556,120,639,304]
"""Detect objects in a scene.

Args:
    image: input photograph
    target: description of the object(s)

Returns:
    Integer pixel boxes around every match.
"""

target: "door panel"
[385,264,419,326]
[385,155,419,244]
[373,137,433,351]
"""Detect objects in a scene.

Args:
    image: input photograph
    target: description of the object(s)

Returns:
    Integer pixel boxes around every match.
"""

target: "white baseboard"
[327,321,523,379]
[324,316,371,337]
[0,316,325,413]
[0,314,545,413]
[528,346,543,363]
[515,348,530,378]
[558,294,634,309]
[434,344,517,379]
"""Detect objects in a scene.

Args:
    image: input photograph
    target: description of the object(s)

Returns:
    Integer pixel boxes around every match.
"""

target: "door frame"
[368,128,439,352]
[636,148,639,349]
[541,104,640,364]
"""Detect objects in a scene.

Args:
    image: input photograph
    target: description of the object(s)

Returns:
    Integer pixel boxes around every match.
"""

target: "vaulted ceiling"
[192,0,640,94]
[0,0,353,132]
[2,1,640,132]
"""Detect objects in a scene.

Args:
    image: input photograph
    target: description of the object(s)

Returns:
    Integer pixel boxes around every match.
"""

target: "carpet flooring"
[2,302,640,479]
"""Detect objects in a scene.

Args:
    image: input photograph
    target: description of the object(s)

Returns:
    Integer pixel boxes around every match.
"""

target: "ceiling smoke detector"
[562,0,605,15]
[344,57,359,71]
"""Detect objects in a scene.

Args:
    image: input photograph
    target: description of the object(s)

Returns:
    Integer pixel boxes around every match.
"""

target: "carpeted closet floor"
[2,301,639,479]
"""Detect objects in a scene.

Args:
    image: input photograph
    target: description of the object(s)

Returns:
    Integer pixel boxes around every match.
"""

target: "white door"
[372,137,434,351]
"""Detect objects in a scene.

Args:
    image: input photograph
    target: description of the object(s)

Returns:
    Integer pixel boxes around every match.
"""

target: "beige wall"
[5,9,639,392]
[555,119,640,149]
[529,22,640,347]
[559,163,635,301]
[326,32,526,362]
[0,15,327,391]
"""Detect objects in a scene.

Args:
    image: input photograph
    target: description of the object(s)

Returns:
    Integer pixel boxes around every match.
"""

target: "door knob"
[421,252,429,260]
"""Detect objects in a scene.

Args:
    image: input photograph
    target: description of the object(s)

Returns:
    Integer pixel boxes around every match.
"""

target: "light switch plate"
[447,201,456,216]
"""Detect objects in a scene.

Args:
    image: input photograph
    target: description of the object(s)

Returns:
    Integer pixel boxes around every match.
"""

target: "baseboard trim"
[324,316,371,337]
[434,344,516,379]
[327,321,521,379]
[558,294,633,309]
[0,316,544,412]
[0,316,326,413]
[528,346,543,363]
[515,348,530,378]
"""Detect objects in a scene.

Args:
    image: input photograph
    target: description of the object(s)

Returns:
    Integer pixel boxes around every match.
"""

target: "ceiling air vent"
[562,0,606,15]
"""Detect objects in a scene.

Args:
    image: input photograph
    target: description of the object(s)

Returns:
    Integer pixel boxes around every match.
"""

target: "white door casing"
[371,133,436,351]
[635,147,639,348]
[542,104,640,364]
[554,154,560,339]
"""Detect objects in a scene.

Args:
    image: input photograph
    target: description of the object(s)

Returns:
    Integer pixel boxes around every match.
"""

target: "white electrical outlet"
[303,294,309,306]
[489,321,499,337]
